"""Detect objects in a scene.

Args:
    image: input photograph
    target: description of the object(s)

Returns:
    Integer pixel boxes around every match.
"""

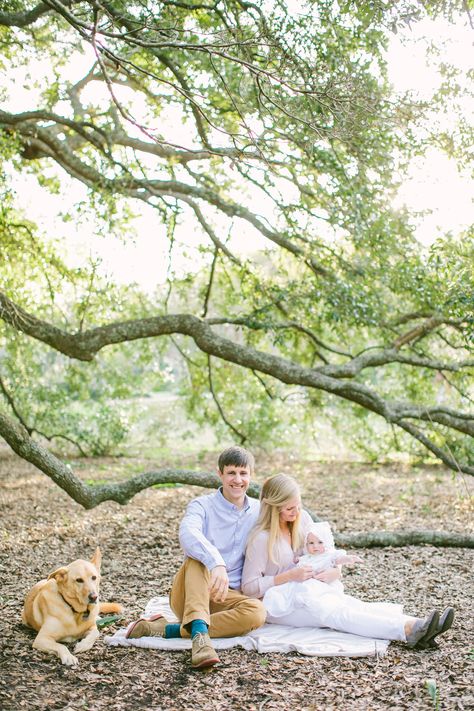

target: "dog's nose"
[88,592,98,603]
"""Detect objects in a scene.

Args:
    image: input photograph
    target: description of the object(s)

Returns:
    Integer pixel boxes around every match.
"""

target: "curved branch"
[1,291,472,475]
[208,316,352,358]
[0,3,51,27]
[396,420,471,474]
[393,316,452,348]
[0,409,472,547]
[319,347,474,379]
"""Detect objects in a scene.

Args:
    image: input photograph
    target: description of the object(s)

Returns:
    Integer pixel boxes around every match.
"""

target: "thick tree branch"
[0,3,52,27]
[1,291,472,475]
[335,530,474,549]
[0,409,471,547]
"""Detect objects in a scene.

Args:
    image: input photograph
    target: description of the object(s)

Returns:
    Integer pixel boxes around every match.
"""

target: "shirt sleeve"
[241,532,276,599]
[179,499,226,571]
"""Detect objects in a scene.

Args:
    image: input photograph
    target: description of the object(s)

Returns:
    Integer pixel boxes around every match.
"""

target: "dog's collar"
[59,593,91,620]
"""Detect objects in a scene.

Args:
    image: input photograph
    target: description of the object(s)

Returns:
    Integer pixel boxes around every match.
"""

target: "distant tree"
[0,2,472,546]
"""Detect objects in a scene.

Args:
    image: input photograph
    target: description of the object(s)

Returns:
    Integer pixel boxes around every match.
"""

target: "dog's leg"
[33,631,79,666]
[74,625,100,654]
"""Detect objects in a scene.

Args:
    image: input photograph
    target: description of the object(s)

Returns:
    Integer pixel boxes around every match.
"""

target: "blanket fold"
[105,597,392,657]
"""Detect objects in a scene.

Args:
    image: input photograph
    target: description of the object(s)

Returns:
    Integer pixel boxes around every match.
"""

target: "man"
[126,446,266,668]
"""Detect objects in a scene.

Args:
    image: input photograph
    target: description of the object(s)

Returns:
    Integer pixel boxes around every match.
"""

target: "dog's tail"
[99,602,123,614]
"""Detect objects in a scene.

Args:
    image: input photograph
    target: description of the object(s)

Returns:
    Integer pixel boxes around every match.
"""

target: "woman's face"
[279,496,301,524]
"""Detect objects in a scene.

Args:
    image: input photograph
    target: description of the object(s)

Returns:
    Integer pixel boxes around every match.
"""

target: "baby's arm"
[334,553,363,566]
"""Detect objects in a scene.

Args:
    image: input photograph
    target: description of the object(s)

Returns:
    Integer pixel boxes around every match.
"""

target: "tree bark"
[334,531,473,549]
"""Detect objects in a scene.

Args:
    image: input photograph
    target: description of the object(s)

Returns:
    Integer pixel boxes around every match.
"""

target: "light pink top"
[241,510,314,598]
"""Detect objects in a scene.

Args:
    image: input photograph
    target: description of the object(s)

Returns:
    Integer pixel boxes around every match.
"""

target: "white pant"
[266,590,408,641]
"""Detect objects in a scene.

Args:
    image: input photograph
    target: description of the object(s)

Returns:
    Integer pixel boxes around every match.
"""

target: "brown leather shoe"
[191,632,220,669]
[125,614,168,639]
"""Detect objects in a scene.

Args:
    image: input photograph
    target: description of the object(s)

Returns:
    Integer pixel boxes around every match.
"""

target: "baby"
[298,522,362,592]
[261,520,364,619]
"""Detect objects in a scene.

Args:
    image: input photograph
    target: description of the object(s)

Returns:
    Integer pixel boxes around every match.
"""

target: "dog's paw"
[60,651,79,666]
[73,640,92,655]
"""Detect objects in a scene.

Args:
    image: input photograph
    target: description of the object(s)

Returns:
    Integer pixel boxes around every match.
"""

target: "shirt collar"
[216,487,251,512]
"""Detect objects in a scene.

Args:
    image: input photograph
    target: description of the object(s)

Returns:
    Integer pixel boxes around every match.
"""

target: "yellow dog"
[22,547,122,666]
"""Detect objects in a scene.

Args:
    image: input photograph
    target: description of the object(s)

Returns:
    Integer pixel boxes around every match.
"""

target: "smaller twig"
[202,247,218,318]
[207,355,247,443]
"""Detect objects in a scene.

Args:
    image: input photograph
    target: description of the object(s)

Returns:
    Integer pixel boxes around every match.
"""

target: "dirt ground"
[0,446,473,711]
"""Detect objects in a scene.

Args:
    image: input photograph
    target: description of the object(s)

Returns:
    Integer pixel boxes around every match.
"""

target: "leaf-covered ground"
[0,446,473,711]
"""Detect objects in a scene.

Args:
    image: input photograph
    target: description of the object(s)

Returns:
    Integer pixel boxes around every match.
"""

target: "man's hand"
[209,565,229,602]
[315,567,341,583]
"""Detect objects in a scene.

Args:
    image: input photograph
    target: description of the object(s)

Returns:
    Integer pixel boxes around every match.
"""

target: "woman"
[241,474,454,648]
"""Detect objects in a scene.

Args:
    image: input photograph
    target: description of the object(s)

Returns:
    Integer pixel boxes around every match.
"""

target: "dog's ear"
[48,566,68,583]
[90,547,101,571]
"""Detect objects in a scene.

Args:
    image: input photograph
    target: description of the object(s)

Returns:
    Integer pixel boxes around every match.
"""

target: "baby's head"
[305,532,325,555]
[304,522,335,555]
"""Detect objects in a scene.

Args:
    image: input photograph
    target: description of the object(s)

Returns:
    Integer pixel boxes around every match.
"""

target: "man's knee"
[244,598,267,630]
[184,558,210,579]
[170,558,210,617]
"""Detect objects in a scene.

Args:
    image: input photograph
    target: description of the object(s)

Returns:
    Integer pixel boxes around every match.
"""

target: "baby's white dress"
[264,549,346,618]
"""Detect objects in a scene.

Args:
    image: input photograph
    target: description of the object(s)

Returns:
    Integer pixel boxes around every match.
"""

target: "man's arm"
[179,498,229,602]
[179,499,225,570]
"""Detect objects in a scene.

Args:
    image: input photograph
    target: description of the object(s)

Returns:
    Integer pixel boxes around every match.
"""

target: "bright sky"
[6,14,474,291]
[386,16,473,245]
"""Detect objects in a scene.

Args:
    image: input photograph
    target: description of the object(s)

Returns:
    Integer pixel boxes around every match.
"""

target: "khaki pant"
[169,558,266,638]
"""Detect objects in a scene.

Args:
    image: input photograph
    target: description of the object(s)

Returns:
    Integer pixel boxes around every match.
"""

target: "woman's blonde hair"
[248,474,304,564]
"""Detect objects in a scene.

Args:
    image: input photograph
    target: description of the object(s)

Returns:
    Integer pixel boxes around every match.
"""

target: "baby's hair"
[218,446,255,473]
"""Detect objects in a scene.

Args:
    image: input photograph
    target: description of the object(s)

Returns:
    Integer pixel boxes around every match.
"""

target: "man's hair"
[218,446,255,473]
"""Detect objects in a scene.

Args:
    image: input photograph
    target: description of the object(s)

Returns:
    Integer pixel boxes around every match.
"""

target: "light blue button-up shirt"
[179,488,260,590]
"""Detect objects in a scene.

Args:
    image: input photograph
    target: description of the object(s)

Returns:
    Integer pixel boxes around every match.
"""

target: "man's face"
[306,533,325,554]
[218,464,251,506]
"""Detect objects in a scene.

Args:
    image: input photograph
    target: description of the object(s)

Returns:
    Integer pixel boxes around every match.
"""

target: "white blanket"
[105,597,392,657]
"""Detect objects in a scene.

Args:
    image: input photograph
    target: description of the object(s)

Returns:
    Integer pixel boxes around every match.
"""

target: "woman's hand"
[275,565,315,586]
[314,567,341,583]
[289,565,314,582]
